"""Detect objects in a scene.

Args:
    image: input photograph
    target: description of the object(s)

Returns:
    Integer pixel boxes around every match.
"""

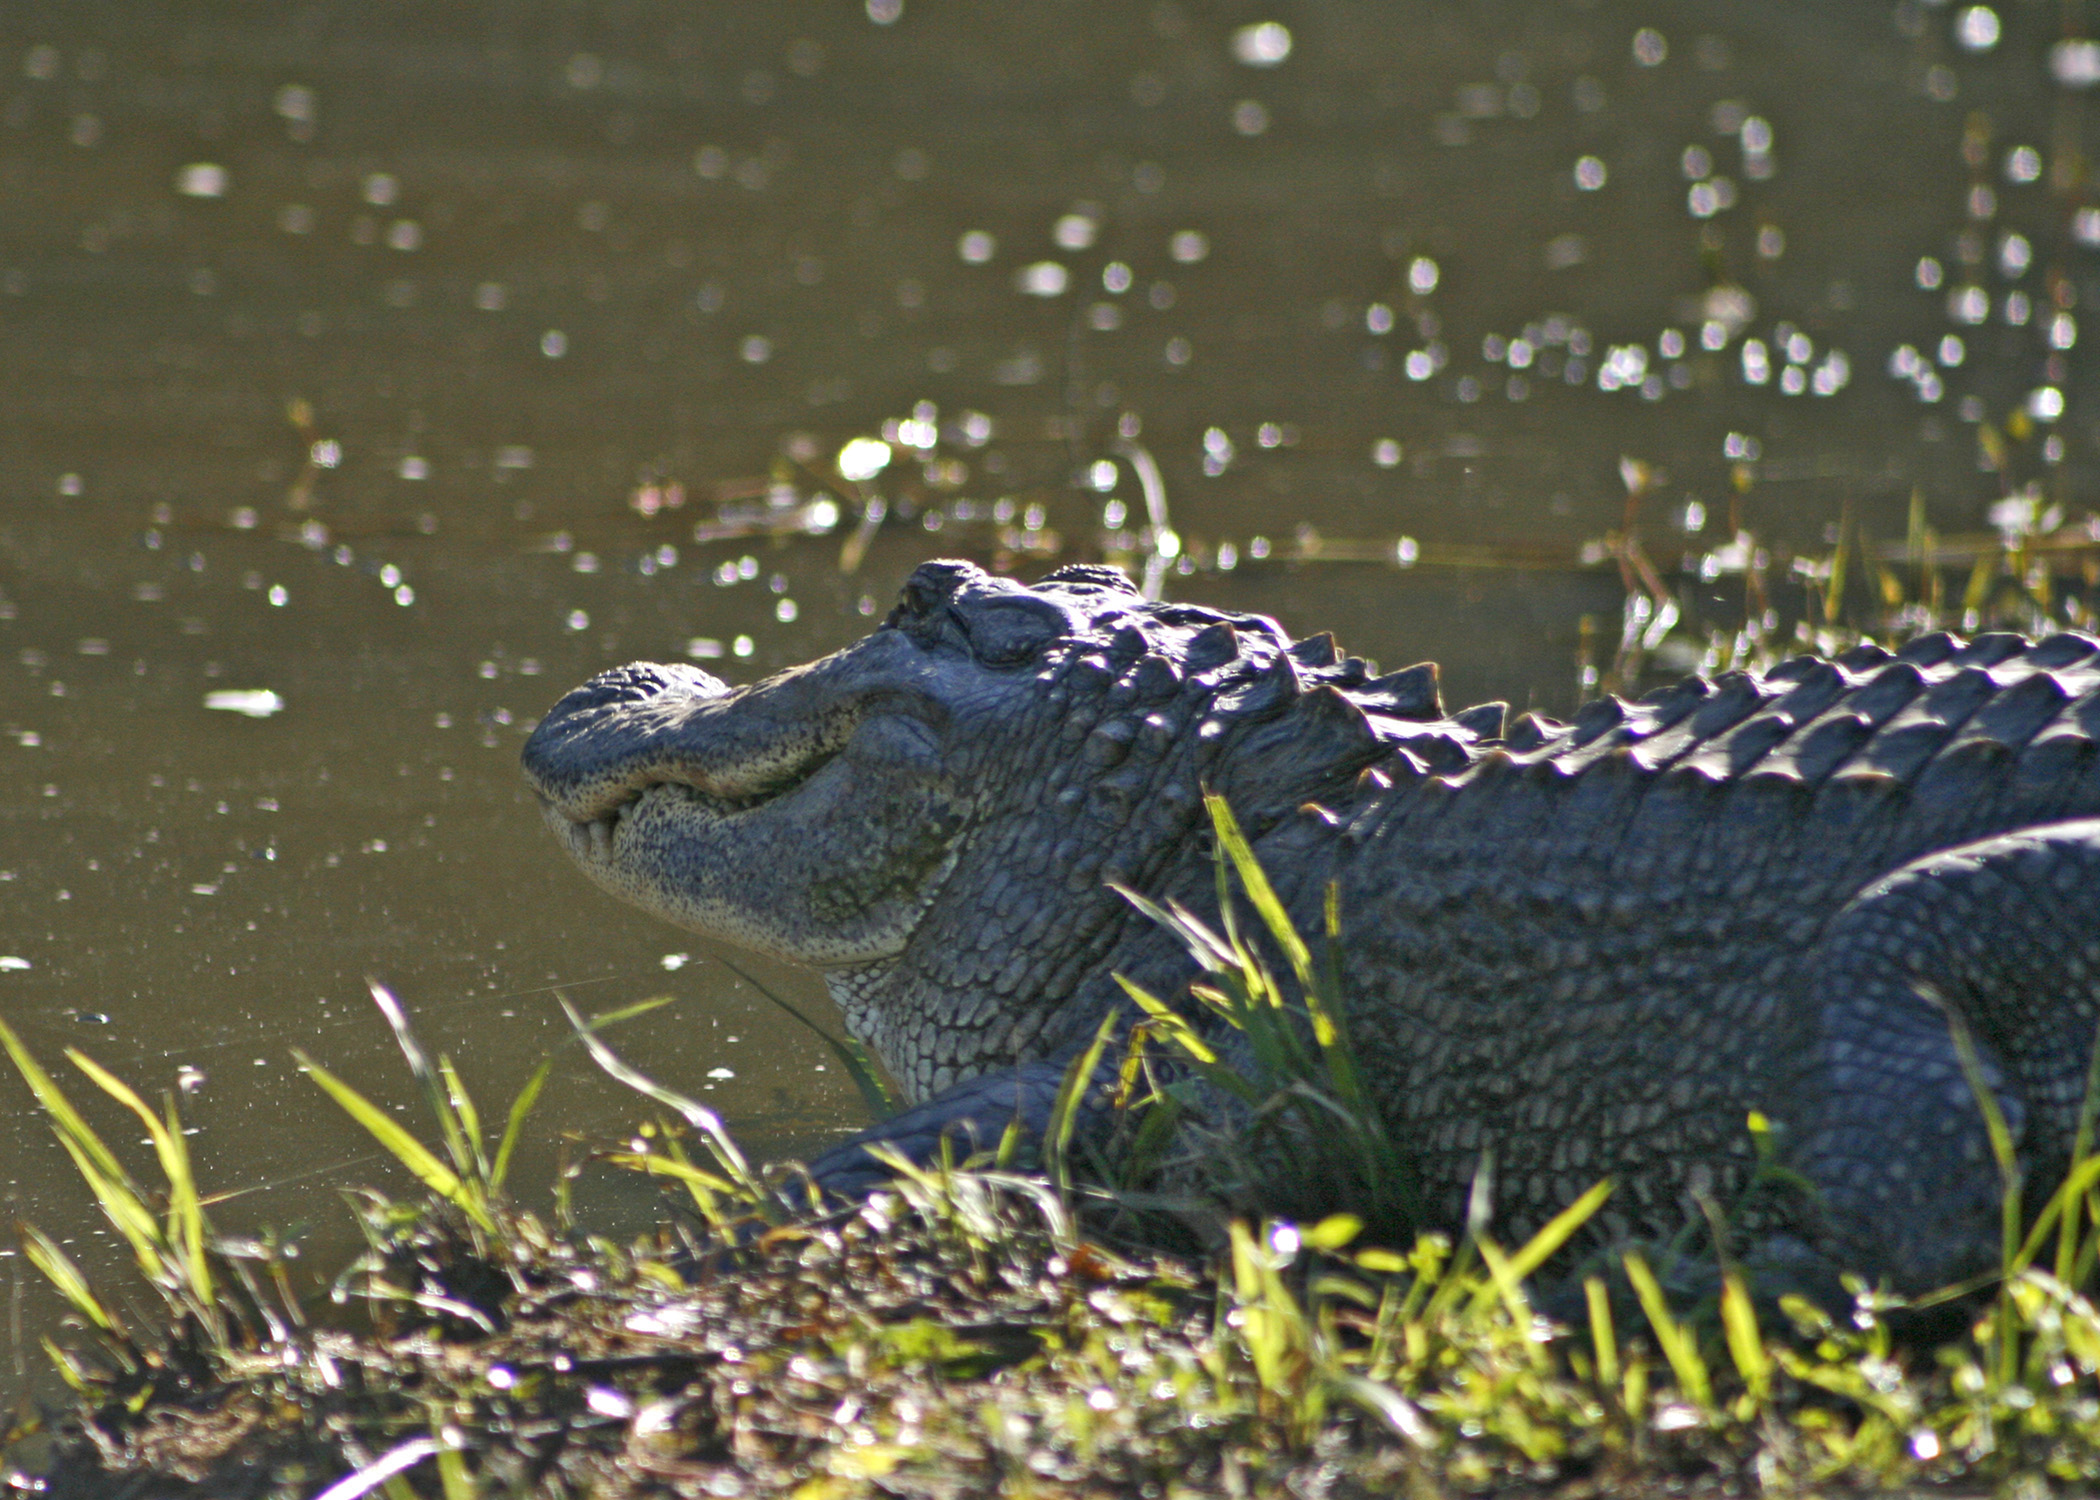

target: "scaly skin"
[523,560,2100,1291]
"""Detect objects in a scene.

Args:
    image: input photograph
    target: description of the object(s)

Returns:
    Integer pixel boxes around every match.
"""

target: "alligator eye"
[963,597,1066,666]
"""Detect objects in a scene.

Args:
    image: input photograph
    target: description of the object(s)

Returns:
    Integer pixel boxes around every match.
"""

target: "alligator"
[522,559,2100,1294]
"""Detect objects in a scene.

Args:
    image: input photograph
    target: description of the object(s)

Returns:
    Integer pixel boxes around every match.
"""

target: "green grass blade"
[0,1016,135,1194]
[714,956,896,1120]
[366,979,480,1185]
[1623,1251,1713,1413]
[1939,1000,2022,1269]
[1046,1009,1120,1198]
[435,1441,477,1500]
[1472,1235,1544,1366]
[294,1049,494,1233]
[1720,1271,1770,1407]
[489,1055,555,1193]
[559,999,758,1192]
[48,1134,168,1283]
[6,1037,173,1282]
[160,1092,211,1311]
[1499,1179,1613,1288]
[1206,793,1314,988]
[2059,1014,2100,1285]
[1116,977,1264,1108]
[2015,1153,2100,1274]
[17,1221,121,1334]
[437,1056,489,1182]
[1584,1275,1619,1392]
[1108,882,1241,975]
[1115,975,1217,1063]
[61,1052,212,1308]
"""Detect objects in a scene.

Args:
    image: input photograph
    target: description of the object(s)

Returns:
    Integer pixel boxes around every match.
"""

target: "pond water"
[1,0,2092,1402]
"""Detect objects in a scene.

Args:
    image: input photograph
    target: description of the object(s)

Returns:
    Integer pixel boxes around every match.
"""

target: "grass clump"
[8,811,2100,1495]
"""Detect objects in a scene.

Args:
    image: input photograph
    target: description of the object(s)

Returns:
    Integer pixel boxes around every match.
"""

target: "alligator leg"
[801,1059,1083,1200]
[1787,818,2100,1293]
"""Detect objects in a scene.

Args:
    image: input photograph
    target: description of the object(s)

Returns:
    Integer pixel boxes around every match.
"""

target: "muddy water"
[0,1,2090,1395]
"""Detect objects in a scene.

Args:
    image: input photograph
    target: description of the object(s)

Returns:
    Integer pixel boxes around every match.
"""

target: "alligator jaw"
[521,659,859,832]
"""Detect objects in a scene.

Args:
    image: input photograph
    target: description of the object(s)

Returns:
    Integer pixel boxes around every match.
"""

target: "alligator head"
[522,559,1485,1100]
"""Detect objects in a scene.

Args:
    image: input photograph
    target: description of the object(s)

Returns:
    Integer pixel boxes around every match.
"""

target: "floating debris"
[202,689,286,718]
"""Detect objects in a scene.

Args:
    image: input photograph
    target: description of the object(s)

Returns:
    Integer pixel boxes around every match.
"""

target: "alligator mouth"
[552,743,843,863]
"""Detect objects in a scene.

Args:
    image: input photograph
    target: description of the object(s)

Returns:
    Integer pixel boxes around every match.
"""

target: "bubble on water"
[565,610,589,631]
[867,0,902,22]
[2053,40,2100,86]
[2005,146,2042,183]
[1574,156,1607,191]
[1407,257,1439,294]
[398,455,428,480]
[837,437,892,482]
[176,163,228,198]
[1947,286,1989,324]
[1954,6,2000,52]
[2029,386,2066,421]
[1232,22,1291,66]
[733,635,754,657]
[1365,303,1394,335]
[774,598,798,623]
[386,219,421,251]
[267,585,289,607]
[958,230,996,264]
[1632,28,1667,66]
[362,173,398,207]
[274,84,316,123]
[1373,439,1403,468]
[740,335,773,364]
[1016,262,1069,296]
[1231,100,1270,136]
[1169,230,1209,264]
[1054,212,1099,251]
[541,329,568,357]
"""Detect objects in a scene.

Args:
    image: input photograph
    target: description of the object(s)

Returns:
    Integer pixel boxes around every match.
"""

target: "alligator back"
[1288,629,2100,1243]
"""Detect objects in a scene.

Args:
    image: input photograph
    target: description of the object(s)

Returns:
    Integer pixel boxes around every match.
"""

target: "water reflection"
[3,0,2100,1407]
